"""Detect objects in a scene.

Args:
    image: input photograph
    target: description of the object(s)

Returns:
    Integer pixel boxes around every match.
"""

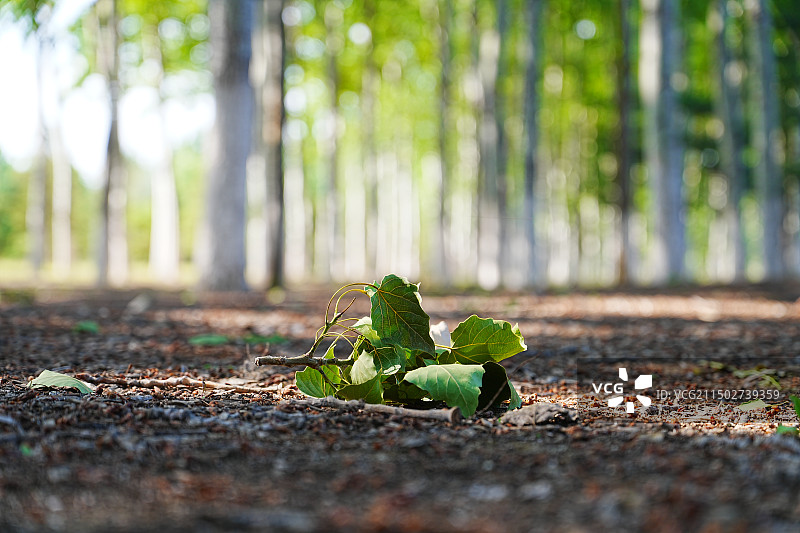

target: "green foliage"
[777,395,800,436]
[28,369,93,394]
[73,320,100,334]
[188,333,229,346]
[450,315,527,365]
[0,166,27,258]
[292,275,525,417]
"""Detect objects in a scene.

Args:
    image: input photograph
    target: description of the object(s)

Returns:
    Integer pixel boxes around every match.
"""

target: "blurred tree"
[639,0,686,283]
[251,0,286,288]
[746,0,785,279]
[476,0,503,288]
[523,0,544,288]
[6,0,73,278]
[435,0,453,286]
[711,0,747,281]
[198,0,254,290]
[95,0,128,287]
[615,0,634,284]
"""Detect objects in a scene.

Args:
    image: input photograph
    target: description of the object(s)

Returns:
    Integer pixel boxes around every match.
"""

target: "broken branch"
[283,396,462,424]
[253,354,353,369]
[77,374,267,394]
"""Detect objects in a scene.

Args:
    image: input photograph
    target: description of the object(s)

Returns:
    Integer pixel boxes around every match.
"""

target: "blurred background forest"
[0,0,798,291]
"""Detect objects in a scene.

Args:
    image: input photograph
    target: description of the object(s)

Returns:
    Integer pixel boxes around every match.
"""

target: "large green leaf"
[321,344,342,384]
[383,381,428,403]
[366,274,435,355]
[351,352,378,384]
[404,364,485,417]
[371,345,404,375]
[295,367,337,398]
[338,375,384,404]
[351,316,380,343]
[28,370,93,394]
[451,315,527,364]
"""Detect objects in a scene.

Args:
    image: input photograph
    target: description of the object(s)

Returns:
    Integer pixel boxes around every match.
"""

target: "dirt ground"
[2,284,800,532]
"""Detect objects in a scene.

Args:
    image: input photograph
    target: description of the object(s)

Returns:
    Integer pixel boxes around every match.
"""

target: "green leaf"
[321,344,342,384]
[776,424,800,436]
[450,315,527,365]
[508,381,522,410]
[437,348,456,365]
[367,274,435,355]
[242,333,288,345]
[477,362,512,411]
[383,381,428,403]
[790,395,800,418]
[351,352,378,384]
[338,375,384,404]
[73,320,100,335]
[738,399,769,411]
[351,316,380,343]
[372,345,404,375]
[295,367,337,398]
[28,370,93,394]
[189,334,229,346]
[404,364,485,417]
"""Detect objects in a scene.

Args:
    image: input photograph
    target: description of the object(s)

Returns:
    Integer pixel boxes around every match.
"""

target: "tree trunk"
[523,0,544,288]
[746,0,785,280]
[615,0,634,285]
[659,0,686,282]
[253,0,286,289]
[50,122,72,278]
[199,0,254,291]
[711,0,747,282]
[97,0,128,288]
[363,0,379,280]
[435,0,454,286]
[323,0,342,281]
[147,28,180,285]
[477,2,500,289]
[639,0,686,284]
[494,0,510,286]
[27,35,49,278]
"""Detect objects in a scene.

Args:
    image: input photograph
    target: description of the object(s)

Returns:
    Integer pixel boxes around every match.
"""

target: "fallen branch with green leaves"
[255,274,526,418]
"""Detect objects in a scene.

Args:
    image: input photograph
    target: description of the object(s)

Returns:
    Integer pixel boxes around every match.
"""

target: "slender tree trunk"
[712,0,747,282]
[659,0,686,282]
[746,0,785,280]
[495,0,510,287]
[477,3,500,289]
[25,40,47,279]
[50,122,72,278]
[639,0,685,284]
[523,0,544,288]
[312,0,342,281]
[615,0,634,285]
[27,35,49,278]
[147,28,180,285]
[253,0,286,288]
[199,0,254,290]
[363,1,378,280]
[435,0,453,286]
[97,0,127,287]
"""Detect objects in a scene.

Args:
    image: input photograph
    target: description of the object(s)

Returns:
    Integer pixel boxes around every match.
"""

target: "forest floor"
[2,284,800,532]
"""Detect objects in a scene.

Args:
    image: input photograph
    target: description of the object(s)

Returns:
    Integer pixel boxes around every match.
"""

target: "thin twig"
[283,396,462,424]
[77,374,268,394]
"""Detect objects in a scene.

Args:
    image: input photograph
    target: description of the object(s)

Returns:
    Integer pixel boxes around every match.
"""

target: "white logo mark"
[607,367,653,413]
